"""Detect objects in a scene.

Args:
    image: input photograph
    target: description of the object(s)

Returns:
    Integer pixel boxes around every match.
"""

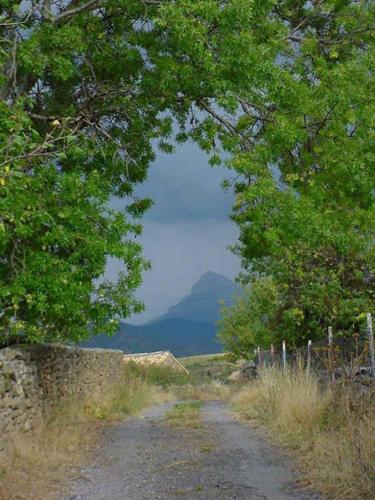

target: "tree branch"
[198,100,253,151]
[51,0,101,24]
[51,0,166,24]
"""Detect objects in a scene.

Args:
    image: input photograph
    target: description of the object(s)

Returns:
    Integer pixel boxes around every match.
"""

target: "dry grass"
[174,381,232,402]
[233,366,375,499]
[178,353,228,366]
[88,375,174,421]
[174,352,240,401]
[0,356,237,499]
[1,400,103,500]
[0,363,175,500]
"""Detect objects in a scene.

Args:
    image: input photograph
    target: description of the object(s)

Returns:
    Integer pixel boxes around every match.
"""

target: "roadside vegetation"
[0,355,237,499]
[176,353,238,401]
[0,362,182,500]
[179,353,236,383]
[233,367,375,499]
[3,351,375,500]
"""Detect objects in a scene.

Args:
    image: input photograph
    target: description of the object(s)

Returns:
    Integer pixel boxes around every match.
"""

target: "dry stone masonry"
[0,344,124,437]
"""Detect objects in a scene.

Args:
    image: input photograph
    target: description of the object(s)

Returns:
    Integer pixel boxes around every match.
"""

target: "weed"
[166,401,202,428]
[200,444,215,453]
[174,381,232,401]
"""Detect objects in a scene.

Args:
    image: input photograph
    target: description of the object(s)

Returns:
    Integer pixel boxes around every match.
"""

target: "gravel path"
[63,401,319,500]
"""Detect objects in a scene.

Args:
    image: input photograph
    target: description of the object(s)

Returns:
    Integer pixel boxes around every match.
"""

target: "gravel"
[62,400,319,500]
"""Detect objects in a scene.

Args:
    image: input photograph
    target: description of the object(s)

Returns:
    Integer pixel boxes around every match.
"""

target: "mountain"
[162,271,241,323]
[81,271,241,356]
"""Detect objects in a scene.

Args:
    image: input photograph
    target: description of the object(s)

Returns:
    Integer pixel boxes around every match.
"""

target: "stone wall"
[0,344,124,436]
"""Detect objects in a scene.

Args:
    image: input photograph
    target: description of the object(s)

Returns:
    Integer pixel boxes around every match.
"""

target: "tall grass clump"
[88,362,176,420]
[233,366,375,499]
[123,361,190,389]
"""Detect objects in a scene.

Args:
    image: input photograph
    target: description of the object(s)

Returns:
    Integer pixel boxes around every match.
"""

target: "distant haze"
[106,140,240,324]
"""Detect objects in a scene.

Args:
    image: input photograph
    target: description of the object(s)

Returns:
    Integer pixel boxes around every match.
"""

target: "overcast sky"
[107,141,240,324]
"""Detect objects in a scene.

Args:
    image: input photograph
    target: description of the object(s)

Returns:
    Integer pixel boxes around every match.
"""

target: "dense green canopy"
[211,0,375,352]
[1,0,375,348]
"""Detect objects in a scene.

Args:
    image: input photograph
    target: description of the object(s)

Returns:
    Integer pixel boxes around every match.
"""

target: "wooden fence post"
[366,313,375,378]
[270,343,275,367]
[307,339,312,373]
[282,340,287,372]
[257,346,262,367]
[327,326,335,385]
[328,326,333,346]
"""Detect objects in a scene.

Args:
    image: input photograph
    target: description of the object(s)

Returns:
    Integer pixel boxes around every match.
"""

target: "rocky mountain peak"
[162,271,241,323]
[191,271,235,293]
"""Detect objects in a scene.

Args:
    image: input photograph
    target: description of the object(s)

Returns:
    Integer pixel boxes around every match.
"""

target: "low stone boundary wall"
[0,344,124,436]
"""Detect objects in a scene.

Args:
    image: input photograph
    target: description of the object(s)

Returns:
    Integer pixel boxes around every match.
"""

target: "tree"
[235,1,375,345]
[0,0,160,343]
[192,0,375,347]
[218,279,277,359]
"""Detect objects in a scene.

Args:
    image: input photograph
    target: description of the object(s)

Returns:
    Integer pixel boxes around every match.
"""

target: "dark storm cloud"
[135,141,233,223]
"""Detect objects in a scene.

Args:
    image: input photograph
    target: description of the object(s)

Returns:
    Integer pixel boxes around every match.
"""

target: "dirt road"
[63,401,319,500]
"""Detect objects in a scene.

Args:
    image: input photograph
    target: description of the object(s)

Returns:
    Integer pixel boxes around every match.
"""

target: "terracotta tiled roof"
[123,351,189,374]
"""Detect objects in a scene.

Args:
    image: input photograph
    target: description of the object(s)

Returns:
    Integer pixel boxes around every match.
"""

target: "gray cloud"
[135,141,233,223]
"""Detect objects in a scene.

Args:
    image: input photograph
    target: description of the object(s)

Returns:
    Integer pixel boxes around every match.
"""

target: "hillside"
[81,319,219,357]
[81,271,241,356]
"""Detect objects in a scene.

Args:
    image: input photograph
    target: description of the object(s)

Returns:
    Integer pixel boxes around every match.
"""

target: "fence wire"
[255,316,375,379]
